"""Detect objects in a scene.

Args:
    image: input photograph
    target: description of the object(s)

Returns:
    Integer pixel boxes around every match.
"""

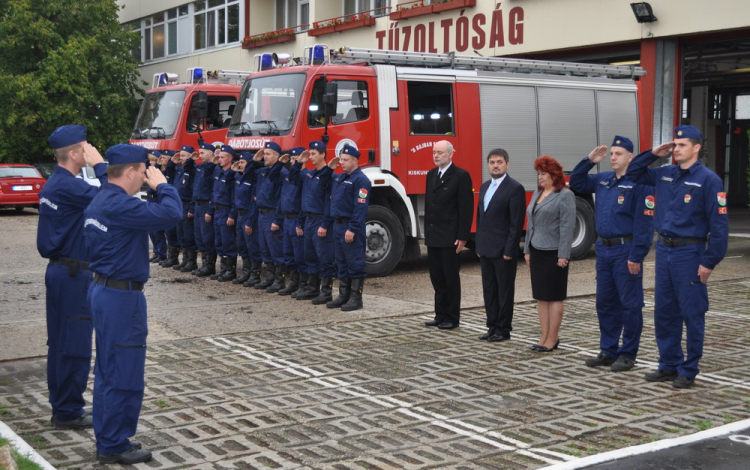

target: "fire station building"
[118,0,750,206]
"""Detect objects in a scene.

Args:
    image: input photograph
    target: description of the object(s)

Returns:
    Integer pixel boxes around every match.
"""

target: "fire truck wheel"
[365,205,405,277]
[570,196,596,260]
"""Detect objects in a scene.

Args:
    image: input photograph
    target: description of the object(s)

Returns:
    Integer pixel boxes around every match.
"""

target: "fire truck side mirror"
[196,91,208,120]
[322,82,338,118]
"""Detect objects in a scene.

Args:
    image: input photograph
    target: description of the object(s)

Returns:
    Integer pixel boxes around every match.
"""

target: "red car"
[0,164,46,211]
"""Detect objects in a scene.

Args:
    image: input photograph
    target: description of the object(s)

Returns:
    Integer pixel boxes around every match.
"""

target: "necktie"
[484,179,498,211]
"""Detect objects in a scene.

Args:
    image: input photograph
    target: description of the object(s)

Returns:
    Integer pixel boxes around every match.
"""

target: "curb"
[0,421,56,470]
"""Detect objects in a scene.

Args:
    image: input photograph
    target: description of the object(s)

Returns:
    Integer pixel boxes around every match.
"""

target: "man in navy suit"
[475,149,526,341]
[424,140,474,330]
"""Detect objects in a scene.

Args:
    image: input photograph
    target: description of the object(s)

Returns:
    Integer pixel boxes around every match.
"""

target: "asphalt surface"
[1,206,749,469]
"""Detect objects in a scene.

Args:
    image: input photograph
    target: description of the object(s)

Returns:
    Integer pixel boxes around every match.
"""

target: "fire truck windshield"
[131,90,186,140]
[228,73,305,137]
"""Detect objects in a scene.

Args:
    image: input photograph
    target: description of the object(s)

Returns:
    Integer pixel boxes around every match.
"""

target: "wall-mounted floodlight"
[631,3,657,23]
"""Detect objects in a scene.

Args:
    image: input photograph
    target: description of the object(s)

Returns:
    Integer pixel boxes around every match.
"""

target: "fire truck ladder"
[333,47,646,79]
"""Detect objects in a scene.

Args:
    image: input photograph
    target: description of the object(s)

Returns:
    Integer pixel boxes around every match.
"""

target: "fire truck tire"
[570,196,596,260]
[365,205,405,277]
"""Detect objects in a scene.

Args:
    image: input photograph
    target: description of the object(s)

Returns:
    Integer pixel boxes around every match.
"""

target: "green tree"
[0,0,144,163]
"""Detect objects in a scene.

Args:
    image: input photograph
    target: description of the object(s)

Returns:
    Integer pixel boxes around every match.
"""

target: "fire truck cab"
[130,68,248,151]
[227,46,646,277]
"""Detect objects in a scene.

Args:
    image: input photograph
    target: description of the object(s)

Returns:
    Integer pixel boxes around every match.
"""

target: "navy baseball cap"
[199,143,214,151]
[48,125,87,149]
[150,150,162,158]
[289,147,306,156]
[611,135,634,153]
[161,150,175,157]
[674,125,702,141]
[221,145,235,155]
[264,142,281,154]
[309,141,326,151]
[239,152,253,161]
[181,145,195,153]
[341,145,361,159]
[106,144,148,165]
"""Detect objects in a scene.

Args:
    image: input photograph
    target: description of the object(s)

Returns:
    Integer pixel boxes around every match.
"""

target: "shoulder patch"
[358,189,368,198]
[717,192,726,206]
[645,195,655,209]
[357,198,367,203]
[719,207,728,215]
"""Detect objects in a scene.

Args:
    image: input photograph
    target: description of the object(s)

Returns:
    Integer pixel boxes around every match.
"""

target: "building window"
[276,0,312,29]
[345,0,389,16]
[736,95,750,120]
[195,0,240,51]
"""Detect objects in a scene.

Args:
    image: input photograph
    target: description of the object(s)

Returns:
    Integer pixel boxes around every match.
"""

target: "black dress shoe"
[96,441,142,459]
[98,447,152,465]
[437,322,458,330]
[479,331,492,340]
[487,334,510,342]
[424,320,441,327]
[51,414,93,430]
[530,344,544,351]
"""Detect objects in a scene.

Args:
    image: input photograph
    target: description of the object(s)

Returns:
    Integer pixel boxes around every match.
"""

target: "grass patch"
[690,419,712,431]
[155,399,171,409]
[723,414,739,424]
[0,437,45,470]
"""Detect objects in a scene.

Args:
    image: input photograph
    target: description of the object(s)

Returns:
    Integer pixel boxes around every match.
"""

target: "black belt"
[306,212,323,219]
[215,204,230,210]
[49,256,90,276]
[238,209,249,216]
[93,273,144,291]
[335,217,351,224]
[260,207,275,214]
[181,199,191,203]
[196,199,209,206]
[658,235,707,248]
[599,235,633,246]
[285,212,299,219]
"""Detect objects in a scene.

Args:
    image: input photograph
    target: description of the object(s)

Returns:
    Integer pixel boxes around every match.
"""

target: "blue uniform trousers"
[304,217,336,277]
[283,217,306,272]
[176,205,196,250]
[148,230,166,258]
[259,210,284,265]
[654,242,709,378]
[595,242,644,361]
[193,203,215,253]
[213,208,237,257]
[89,283,147,455]
[45,263,93,421]
[240,213,261,262]
[165,226,179,248]
[333,222,367,279]
[236,214,248,258]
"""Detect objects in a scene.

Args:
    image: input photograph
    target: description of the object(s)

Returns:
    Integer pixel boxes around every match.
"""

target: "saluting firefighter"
[190,143,219,277]
[230,151,265,285]
[253,142,286,291]
[277,147,308,296]
[626,125,729,389]
[327,145,371,311]
[210,145,238,281]
[570,136,654,372]
[147,151,168,264]
[158,150,179,267]
[170,145,198,271]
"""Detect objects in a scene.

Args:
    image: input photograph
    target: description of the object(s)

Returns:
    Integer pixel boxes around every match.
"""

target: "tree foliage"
[0,0,144,163]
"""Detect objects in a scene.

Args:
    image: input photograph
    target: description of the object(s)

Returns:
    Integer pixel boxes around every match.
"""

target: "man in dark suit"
[424,140,474,330]
[475,149,526,341]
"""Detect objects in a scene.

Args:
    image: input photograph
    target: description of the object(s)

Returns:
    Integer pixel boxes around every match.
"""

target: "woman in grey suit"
[524,155,576,353]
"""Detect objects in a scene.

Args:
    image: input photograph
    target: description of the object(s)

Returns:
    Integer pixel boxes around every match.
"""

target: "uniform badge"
[645,196,655,209]
[358,189,368,198]
[182,178,186,184]
[719,207,728,214]
[684,194,691,204]
[644,210,654,216]
[617,196,624,205]
[357,198,367,203]
[677,130,683,136]
[717,192,726,206]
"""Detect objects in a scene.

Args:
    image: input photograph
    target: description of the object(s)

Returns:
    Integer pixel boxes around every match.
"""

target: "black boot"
[296,273,320,300]
[311,277,333,305]
[191,251,205,275]
[244,261,262,287]
[266,265,287,293]
[291,272,308,299]
[172,248,188,270]
[326,277,351,309]
[341,278,364,311]
[218,257,237,282]
[232,257,252,284]
[149,253,160,263]
[255,263,275,289]
[210,257,228,280]
[162,247,180,267]
[278,269,299,296]
[180,250,198,272]
[197,252,217,277]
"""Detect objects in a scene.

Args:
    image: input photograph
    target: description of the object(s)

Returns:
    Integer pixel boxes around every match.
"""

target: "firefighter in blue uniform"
[147,151,168,263]
[84,143,181,464]
[289,141,336,303]
[170,146,197,270]
[37,125,105,430]
[161,151,182,267]
[254,142,286,290]
[276,147,308,295]
[570,136,654,372]
[230,151,265,285]
[210,145,238,281]
[190,143,218,276]
[327,145,371,311]
[626,125,729,389]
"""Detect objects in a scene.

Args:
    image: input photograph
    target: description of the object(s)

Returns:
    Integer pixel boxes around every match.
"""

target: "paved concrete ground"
[1,207,749,469]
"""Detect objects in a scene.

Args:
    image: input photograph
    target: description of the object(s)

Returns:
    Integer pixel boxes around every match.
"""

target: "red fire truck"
[130,68,248,151]
[226,46,646,277]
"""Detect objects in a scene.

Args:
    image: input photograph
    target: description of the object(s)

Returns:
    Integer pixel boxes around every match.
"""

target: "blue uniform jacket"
[330,167,371,234]
[289,162,334,230]
[84,183,182,282]
[212,167,236,217]
[191,160,217,213]
[570,157,654,262]
[174,158,195,202]
[626,151,728,269]
[234,162,263,220]
[37,163,108,261]
[255,161,284,226]
[279,166,304,227]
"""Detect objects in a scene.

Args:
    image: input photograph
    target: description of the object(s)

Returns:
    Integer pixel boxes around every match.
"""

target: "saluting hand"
[588,145,607,164]
[298,150,310,164]
[253,151,264,162]
[145,165,167,189]
[82,143,104,166]
[279,153,290,164]
[327,156,340,170]
[652,141,674,158]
